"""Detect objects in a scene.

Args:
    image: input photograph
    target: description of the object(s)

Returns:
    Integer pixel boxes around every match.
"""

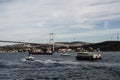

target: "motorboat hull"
[76,56,101,60]
[76,52,101,60]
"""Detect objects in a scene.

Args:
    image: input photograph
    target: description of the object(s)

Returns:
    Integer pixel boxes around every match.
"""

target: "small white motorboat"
[61,53,70,56]
[25,56,34,61]
[25,53,34,61]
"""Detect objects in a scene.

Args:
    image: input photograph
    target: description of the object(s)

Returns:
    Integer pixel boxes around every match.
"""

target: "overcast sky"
[0,0,120,44]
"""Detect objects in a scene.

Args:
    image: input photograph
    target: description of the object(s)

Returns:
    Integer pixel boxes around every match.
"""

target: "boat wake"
[35,59,57,64]
[21,58,120,67]
[22,58,79,64]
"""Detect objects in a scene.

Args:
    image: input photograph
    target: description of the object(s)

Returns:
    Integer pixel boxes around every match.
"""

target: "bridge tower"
[49,33,54,52]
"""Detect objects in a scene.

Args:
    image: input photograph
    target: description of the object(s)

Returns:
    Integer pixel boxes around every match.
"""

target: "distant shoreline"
[0,41,120,52]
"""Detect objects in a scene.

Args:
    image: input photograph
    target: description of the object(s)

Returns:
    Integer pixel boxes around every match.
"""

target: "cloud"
[104,21,109,30]
[0,0,120,43]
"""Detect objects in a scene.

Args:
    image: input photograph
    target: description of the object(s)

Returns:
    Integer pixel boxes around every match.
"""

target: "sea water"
[0,52,120,80]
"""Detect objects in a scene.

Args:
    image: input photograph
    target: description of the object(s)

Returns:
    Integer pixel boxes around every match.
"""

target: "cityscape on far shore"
[0,40,120,52]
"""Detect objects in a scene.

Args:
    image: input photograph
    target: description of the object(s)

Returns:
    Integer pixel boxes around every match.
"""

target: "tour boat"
[28,50,53,55]
[76,52,101,60]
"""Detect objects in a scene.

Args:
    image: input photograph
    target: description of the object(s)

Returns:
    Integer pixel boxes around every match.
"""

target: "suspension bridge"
[0,40,42,45]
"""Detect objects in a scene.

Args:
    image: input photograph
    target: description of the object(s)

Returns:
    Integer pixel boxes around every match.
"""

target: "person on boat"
[26,50,34,61]
[27,50,31,55]
[97,48,101,53]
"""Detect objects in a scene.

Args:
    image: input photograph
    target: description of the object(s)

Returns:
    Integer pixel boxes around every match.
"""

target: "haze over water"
[0,52,120,80]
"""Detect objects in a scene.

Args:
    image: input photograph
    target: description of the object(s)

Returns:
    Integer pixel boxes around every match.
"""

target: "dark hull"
[76,56,101,60]
[29,52,53,55]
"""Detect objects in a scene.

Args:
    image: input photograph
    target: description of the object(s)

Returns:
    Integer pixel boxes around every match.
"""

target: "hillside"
[82,41,120,51]
[55,41,91,47]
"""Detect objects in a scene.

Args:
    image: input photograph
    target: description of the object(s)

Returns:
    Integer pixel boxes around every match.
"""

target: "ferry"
[28,50,53,55]
[76,52,101,60]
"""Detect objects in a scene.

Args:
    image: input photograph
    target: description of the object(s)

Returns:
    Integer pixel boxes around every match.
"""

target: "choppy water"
[0,52,120,80]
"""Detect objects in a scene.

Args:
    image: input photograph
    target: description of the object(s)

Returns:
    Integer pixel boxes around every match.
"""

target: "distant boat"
[76,52,101,60]
[29,33,54,55]
[28,47,53,55]
[60,52,70,56]
[29,50,53,55]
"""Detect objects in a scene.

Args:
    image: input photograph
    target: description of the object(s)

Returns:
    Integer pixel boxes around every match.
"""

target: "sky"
[0,0,120,44]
